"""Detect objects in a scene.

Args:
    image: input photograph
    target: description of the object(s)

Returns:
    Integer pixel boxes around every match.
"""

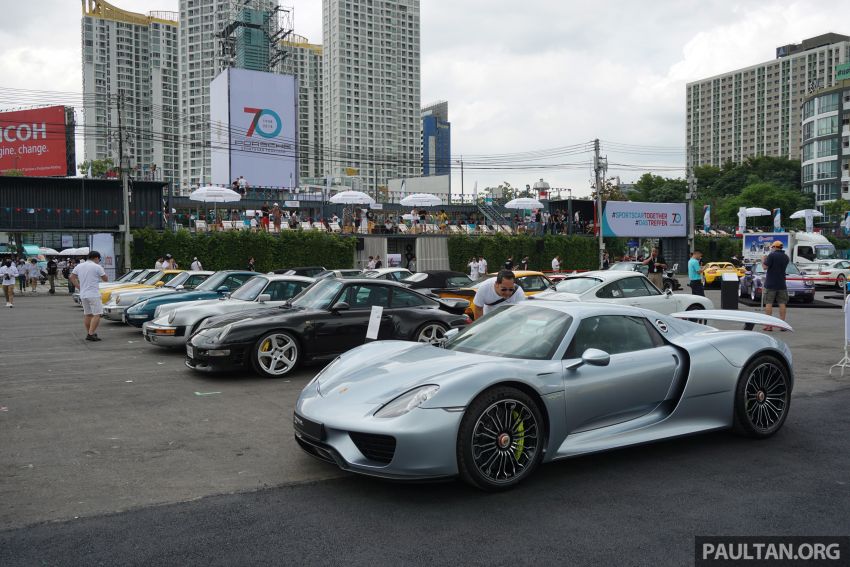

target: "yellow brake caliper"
[512,410,525,461]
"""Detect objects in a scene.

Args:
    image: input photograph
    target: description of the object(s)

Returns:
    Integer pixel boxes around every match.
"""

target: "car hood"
[316,341,496,405]
[531,291,581,301]
[150,290,218,304]
[204,305,306,328]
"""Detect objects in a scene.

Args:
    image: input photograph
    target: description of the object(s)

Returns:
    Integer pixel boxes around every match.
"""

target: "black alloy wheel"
[457,386,544,491]
[733,355,791,438]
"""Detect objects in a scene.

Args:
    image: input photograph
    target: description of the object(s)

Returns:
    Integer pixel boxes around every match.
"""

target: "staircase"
[478,202,508,227]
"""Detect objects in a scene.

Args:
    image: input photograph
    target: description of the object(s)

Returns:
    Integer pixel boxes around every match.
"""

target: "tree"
[590,178,627,202]
[632,173,687,202]
[77,158,115,178]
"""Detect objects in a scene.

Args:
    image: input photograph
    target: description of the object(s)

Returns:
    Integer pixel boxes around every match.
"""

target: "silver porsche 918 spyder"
[294,302,793,490]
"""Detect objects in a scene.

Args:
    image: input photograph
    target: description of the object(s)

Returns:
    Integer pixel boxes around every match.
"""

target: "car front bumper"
[142,321,189,347]
[103,305,126,321]
[184,335,252,372]
[125,311,154,327]
[293,384,462,480]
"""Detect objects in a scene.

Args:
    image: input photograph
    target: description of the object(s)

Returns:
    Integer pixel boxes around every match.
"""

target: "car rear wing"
[671,310,793,332]
[437,297,470,315]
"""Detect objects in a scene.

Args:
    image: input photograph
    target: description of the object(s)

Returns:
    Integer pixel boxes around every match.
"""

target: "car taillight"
[819,271,830,275]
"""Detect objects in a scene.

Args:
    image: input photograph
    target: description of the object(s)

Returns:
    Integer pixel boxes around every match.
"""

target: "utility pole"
[687,145,697,255]
[118,92,132,271]
[593,139,607,269]
[459,157,464,204]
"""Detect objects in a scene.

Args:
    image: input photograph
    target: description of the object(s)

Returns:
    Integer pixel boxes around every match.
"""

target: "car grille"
[349,432,396,464]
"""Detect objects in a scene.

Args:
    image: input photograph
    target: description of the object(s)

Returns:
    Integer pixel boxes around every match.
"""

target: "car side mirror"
[331,301,350,312]
[565,348,611,370]
[664,289,673,297]
[175,285,185,291]
[154,281,165,287]
[257,293,272,303]
[216,286,229,294]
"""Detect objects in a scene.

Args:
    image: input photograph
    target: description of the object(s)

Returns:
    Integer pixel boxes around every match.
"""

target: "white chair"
[329,222,341,233]
[313,222,327,232]
[221,220,234,230]
[194,220,207,232]
[479,225,493,235]
[501,225,514,235]
[300,221,313,231]
[397,223,410,234]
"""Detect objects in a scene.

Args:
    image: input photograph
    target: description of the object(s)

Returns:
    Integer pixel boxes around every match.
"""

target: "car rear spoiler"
[437,297,470,315]
[671,310,793,332]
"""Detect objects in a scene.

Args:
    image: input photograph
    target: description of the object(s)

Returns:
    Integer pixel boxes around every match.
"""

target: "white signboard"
[602,202,687,238]
[90,233,115,280]
[210,68,298,188]
[366,306,384,340]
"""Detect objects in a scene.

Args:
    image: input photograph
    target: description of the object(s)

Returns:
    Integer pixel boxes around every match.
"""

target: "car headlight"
[113,294,121,303]
[216,323,234,340]
[154,306,162,318]
[374,385,440,418]
[168,310,177,324]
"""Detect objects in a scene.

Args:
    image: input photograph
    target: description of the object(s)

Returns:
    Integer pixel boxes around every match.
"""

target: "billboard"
[601,202,687,237]
[210,68,297,188]
[743,233,790,261]
[0,106,72,177]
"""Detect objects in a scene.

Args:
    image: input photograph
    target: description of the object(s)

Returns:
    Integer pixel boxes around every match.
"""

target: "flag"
[773,208,782,232]
[843,212,850,236]
[87,162,92,178]
[703,205,711,232]
[737,206,747,235]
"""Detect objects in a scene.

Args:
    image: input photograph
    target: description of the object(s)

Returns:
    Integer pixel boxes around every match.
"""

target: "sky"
[0,0,842,197]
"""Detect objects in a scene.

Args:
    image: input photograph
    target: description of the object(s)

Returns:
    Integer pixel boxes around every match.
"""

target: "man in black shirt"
[762,240,789,331]
[642,247,667,290]
[46,257,58,294]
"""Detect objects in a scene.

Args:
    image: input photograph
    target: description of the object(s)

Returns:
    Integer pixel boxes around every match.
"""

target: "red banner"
[0,106,69,177]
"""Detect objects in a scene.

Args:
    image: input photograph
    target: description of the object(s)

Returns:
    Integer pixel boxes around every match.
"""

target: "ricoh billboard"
[601,201,687,238]
[210,68,297,188]
[0,106,73,177]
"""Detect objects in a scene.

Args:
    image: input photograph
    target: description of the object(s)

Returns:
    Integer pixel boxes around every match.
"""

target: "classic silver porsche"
[294,301,793,490]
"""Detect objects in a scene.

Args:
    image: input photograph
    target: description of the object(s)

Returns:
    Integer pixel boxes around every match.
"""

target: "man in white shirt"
[366,256,376,270]
[478,257,488,277]
[70,251,108,342]
[473,270,526,319]
[468,257,480,281]
[155,257,165,269]
[191,257,203,271]
[551,255,561,272]
[1,259,19,307]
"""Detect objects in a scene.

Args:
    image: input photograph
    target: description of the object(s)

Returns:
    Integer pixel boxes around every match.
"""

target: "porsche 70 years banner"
[601,202,687,237]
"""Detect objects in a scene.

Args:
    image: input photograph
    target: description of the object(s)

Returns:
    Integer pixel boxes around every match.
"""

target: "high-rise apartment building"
[422,101,450,176]
[282,35,324,180]
[81,0,179,183]
[686,33,850,168]
[177,0,278,193]
[800,74,850,213]
[322,0,421,190]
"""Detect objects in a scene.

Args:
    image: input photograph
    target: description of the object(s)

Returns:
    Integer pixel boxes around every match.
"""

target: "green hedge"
[447,234,603,272]
[131,228,356,272]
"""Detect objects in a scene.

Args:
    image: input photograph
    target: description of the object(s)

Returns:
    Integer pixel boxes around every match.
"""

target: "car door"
[380,287,433,339]
[620,275,678,314]
[561,314,681,433]
[314,283,391,353]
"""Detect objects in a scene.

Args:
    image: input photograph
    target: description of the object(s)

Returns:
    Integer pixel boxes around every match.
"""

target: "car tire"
[415,322,448,344]
[251,331,301,378]
[836,274,846,290]
[685,303,706,325]
[456,386,544,491]
[732,355,791,439]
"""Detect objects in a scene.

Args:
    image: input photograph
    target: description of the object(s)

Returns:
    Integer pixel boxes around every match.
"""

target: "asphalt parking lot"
[2,284,850,564]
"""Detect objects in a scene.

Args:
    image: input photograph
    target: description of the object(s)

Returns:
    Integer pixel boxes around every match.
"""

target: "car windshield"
[164,272,191,288]
[815,245,836,260]
[291,279,344,309]
[752,263,800,275]
[608,262,638,271]
[117,270,140,282]
[555,277,602,294]
[362,270,380,277]
[131,270,154,282]
[230,277,267,301]
[445,275,473,287]
[142,271,165,285]
[710,263,734,269]
[446,305,573,360]
[195,272,228,290]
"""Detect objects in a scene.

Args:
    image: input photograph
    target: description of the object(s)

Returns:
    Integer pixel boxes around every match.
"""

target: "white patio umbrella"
[58,248,76,256]
[329,190,375,205]
[790,208,824,233]
[744,207,771,217]
[75,246,90,256]
[400,193,441,207]
[189,185,242,222]
[504,197,544,210]
[39,247,59,255]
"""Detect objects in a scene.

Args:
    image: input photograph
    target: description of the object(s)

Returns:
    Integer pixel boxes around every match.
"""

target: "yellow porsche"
[434,270,554,319]
[702,262,746,287]
[100,270,183,303]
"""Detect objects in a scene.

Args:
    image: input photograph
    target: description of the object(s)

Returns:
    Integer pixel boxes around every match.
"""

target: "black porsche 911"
[185,278,471,378]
